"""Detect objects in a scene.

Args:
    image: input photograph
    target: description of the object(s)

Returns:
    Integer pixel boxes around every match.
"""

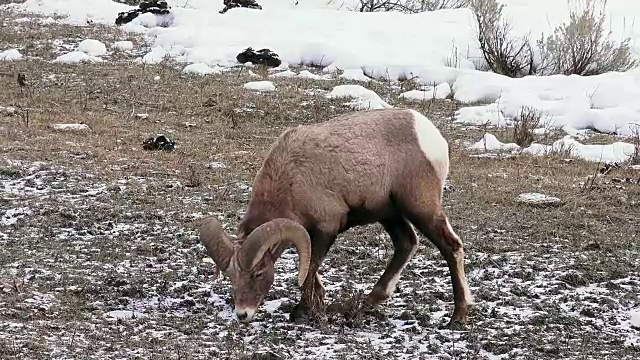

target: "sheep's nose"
[235,307,255,322]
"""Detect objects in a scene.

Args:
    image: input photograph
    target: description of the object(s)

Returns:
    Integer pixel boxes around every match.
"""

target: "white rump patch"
[408,109,449,182]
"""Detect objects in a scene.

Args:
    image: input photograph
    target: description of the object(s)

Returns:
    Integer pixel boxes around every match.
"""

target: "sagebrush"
[470,0,638,77]
[355,0,469,12]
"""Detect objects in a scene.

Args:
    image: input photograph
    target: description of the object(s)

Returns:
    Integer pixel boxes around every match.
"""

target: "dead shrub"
[469,0,536,78]
[511,106,542,147]
[355,0,469,13]
[471,0,638,77]
[537,0,638,76]
[630,125,640,165]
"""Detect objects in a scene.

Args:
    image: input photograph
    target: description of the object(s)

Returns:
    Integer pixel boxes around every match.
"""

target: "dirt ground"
[1,7,639,360]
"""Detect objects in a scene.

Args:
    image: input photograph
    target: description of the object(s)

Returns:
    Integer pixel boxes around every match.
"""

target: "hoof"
[289,301,326,324]
[362,290,388,310]
[443,317,467,330]
[443,309,469,330]
[289,302,309,323]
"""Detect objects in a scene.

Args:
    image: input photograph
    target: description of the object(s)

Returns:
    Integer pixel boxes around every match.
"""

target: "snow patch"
[469,133,637,163]
[112,40,134,51]
[105,310,146,320]
[182,63,223,75]
[270,70,297,78]
[400,83,451,101]
[77,39,106,56]
[51,123,91,132]
[326,85,391,110]
[53,51,103,64]
[339,68,373,82]
[243,80,276,92]
[1,207,32,226]
[468,134,519,151]
[0,49,23,61]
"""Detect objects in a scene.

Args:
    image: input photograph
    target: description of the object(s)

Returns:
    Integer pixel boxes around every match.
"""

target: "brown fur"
[206,108,472,326]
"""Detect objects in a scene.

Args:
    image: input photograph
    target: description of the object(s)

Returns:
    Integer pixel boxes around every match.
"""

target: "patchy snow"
[455,103,507,127]
[243,80,276,92]
[339,68,373,82]
[297,70,331,80]
[326,84,391,110]
[77,39,106,56]
[0,49,23,61]
[468,133,520,152]
[524,136,637,163]
[51,123,91,132]
[270,70,297,78]
[53,51,103,64]
[400,83,452,101]
[0,158,637,358]
[0,105,18,116]
[207,162,227,169]
[1,207,32,226]
[112,40,133,51]
[105,310,146,320]
[182,63,223,75]
[469,133,637,163]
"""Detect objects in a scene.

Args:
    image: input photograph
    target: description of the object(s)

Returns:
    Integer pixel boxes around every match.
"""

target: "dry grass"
[1,9,639,360]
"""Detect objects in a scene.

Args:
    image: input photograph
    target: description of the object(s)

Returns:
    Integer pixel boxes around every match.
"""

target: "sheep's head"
[198,216,311,322]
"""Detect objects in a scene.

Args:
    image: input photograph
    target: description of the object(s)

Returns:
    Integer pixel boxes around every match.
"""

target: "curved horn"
[238,218,311,287]
[199,215,235,273]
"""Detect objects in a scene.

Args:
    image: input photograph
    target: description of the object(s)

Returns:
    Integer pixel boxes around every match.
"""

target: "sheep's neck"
[238,181,294,236]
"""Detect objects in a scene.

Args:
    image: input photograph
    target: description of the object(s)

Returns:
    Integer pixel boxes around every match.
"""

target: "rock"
[0,106,17,116]
[51,123,91,132]
[243,80,276,92]
[399,310,415,321]
[630,310,640,330]
[515,192,562,207]
[115,0,171,26]
[220,0,262,14]
[207,162,227,169]
[236,47,281,68]
[142,135,176,152]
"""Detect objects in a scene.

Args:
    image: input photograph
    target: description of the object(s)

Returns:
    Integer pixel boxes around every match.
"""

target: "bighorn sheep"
[199,108,473,327]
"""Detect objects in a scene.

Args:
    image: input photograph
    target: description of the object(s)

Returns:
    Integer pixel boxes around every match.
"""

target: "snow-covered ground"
[1,159,638,359]
[3,0,640,137]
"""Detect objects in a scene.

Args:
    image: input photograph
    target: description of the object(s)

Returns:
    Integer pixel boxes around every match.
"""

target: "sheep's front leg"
[363,217,418,308]
[289,231,336,323]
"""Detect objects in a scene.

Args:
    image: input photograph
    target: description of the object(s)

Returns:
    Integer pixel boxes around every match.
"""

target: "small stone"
[51,123,91,132]
[515,192,562,207]
[207,162,226,169]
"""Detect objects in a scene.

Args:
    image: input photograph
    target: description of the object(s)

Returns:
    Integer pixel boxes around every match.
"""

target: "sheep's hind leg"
[363,216,418,309]
[289,231,336,324]
[406,206,473,328]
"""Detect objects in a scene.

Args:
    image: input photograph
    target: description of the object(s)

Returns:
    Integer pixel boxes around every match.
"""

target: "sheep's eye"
[252,272,264,279]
